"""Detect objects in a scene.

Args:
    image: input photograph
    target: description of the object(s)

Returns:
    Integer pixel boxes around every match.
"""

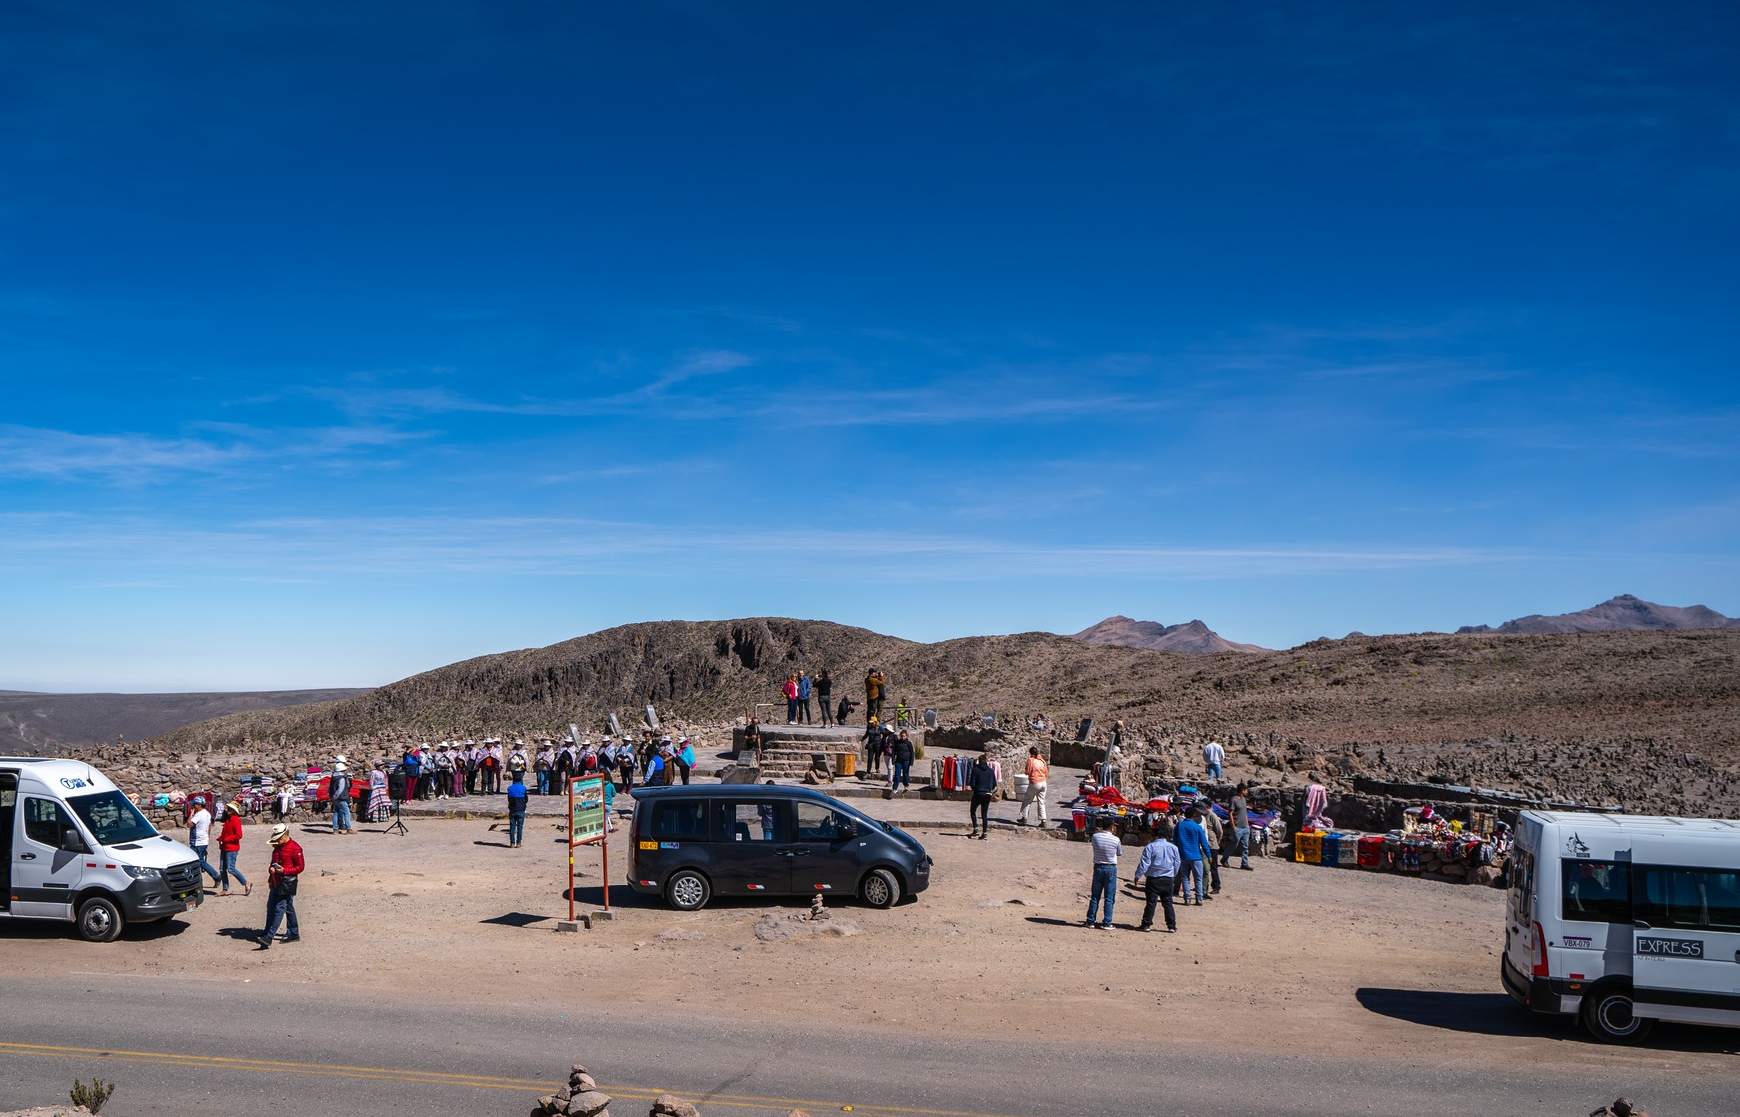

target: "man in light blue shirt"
[1134,832,1181,932]
[1083,820,1121,930]
[1175,807,1215,905]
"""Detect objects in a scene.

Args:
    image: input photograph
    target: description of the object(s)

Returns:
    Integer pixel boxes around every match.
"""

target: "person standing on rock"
[1202,739,1225,781]
[1019,747,1049,828]
[798,670,813,724]
[890,730,915,795]
[967,753,997,838]
[865,667,887,722]
[1084,819,1121,929]
[505,772,528,847]
[816,669,834,726]
[1133,828,1181,932]
[1222,783,1253,870]
[257,823,303,949]
[187,797,221,887]
[216,801,251,897]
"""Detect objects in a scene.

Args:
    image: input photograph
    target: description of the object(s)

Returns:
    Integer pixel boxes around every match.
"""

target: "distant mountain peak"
[1070,615,1268,654]
[1457,595,1739,636]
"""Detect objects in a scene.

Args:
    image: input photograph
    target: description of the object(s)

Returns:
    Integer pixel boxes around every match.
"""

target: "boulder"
[567,1090,613,1117]
[650,1094,700,1117]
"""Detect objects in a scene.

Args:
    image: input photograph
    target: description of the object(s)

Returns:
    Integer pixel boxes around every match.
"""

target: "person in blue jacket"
[505,773,528,848]
[676,738,697,786]
[1175,806,1215,906]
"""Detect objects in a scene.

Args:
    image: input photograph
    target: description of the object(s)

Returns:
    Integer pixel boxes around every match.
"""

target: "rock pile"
[1590,1099,1648,1117]
[532,1063,612,1117]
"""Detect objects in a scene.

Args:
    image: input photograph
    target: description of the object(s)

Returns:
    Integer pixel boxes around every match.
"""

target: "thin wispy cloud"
[0,423,425,484]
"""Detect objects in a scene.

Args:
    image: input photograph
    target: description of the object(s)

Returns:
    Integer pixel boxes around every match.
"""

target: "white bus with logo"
[1502,809,1740,1042]
[1,758,204,942]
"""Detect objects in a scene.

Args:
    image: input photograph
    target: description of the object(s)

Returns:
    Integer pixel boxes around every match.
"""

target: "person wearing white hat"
[258,823,304,949]
[329,760,355,835]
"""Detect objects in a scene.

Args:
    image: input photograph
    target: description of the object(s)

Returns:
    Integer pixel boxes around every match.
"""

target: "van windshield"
[69,790,158,845]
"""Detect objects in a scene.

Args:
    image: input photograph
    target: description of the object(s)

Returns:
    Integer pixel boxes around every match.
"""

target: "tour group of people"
[779,666,896,727]
[1085,774,1259,934]
[395,733,699,801]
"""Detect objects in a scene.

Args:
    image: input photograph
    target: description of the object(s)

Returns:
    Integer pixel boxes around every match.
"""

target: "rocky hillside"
[1071,615,1268,653]
[1458,593,1739,635]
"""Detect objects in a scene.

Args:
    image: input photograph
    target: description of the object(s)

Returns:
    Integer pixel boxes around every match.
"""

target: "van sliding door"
[1630,835,1740,1027]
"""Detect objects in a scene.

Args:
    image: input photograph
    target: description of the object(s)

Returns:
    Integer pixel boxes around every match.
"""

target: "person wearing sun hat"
[258,823,305,950]
[216,802,251,897]
[329,759,354,835]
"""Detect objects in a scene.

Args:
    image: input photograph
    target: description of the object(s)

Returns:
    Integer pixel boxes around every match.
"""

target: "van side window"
[1635,866,1740,932]
[1561,859,1630,923]
[795,802,844,842]
[719,802,780,842]
[648,800,709,842]
[23,797,71,846]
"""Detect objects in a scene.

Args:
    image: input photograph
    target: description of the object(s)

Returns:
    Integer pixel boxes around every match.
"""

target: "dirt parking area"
[6,813,1736,1078]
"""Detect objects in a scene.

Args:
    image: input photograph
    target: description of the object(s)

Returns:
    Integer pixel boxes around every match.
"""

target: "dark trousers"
[799,697,812,723]
[1208,854,1222,892]
[465,767,477,795]
[262,885,299,941]
[786,697,798,722]
[1140,876,1177,930]
[673,757,691,785]
[819,695,833,725]
[969,793,991,833]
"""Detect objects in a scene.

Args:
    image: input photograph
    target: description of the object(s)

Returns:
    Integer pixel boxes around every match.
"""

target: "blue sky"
[3,3,1737,690]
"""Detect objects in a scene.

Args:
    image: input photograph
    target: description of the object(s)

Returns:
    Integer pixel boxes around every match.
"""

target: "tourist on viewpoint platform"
[798,670,813,723]
[1084,819,1120,930]
[217,801,251,897]
[1019,746,1049,827]
[890,729,915,795]
[968,753,997,838]
[535,741,554,795]
[816,669,834,726]
[257,824,303,949]
[783,673,800,723]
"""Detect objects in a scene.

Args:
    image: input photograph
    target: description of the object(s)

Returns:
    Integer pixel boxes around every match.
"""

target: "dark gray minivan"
[627,785,932,911]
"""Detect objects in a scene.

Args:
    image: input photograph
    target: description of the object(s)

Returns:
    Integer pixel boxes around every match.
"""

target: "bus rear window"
[1561,859,1630,923]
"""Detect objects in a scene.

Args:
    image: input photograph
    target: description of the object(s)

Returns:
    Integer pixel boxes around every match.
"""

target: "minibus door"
[12,795,84,919]
[1630,835,1740,1024]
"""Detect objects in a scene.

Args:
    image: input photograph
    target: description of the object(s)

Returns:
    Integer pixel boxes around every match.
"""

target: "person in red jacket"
[257,824,304,950]
[217,802,251,897]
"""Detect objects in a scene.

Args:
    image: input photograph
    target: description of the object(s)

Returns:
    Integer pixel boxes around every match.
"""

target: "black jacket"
[969,761,997,795]
[892,738,915,765]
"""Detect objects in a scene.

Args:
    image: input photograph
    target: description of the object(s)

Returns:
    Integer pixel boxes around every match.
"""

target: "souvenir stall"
[1293,804,1511,884]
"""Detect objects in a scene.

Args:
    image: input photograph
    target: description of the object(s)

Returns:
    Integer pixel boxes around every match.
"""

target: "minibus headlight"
[123,866,162,880]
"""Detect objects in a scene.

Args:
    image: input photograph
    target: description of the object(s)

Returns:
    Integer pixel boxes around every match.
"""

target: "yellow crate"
[1294,831,1323,864]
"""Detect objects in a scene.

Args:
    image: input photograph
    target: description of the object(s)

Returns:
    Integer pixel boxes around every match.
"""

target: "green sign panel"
[569,775,606,845]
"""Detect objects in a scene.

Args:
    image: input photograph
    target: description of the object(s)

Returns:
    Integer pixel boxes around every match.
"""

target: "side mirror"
[61,826,90,854]
[836,819,858,839]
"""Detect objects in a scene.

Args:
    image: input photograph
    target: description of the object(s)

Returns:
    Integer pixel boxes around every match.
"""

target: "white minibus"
[1502,809,1740,1042]
[1,757,204,942]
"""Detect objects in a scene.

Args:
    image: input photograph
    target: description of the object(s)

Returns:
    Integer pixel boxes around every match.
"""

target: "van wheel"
[860,868,900,909]
[665,870,711,912]
[1582,986,1653,1044]
[77,896,124,943]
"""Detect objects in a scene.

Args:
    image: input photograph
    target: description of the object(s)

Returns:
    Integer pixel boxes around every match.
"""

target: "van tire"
[77,895,124,943]
[861,868,900,909]
[1581,985,1653,1044]
[665,869,711,912]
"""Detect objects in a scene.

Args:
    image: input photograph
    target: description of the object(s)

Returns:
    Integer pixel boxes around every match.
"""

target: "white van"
[1502,809,1740,1042]
[1,757,204,942]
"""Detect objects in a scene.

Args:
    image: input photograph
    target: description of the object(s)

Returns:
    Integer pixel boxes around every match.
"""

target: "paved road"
[0,976,1733,1116]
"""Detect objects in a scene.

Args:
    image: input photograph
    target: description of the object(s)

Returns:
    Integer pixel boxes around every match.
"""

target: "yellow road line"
[0,1041,1022,1117]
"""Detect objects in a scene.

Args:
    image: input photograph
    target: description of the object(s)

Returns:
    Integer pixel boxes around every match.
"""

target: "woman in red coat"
[217,802,251,897]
